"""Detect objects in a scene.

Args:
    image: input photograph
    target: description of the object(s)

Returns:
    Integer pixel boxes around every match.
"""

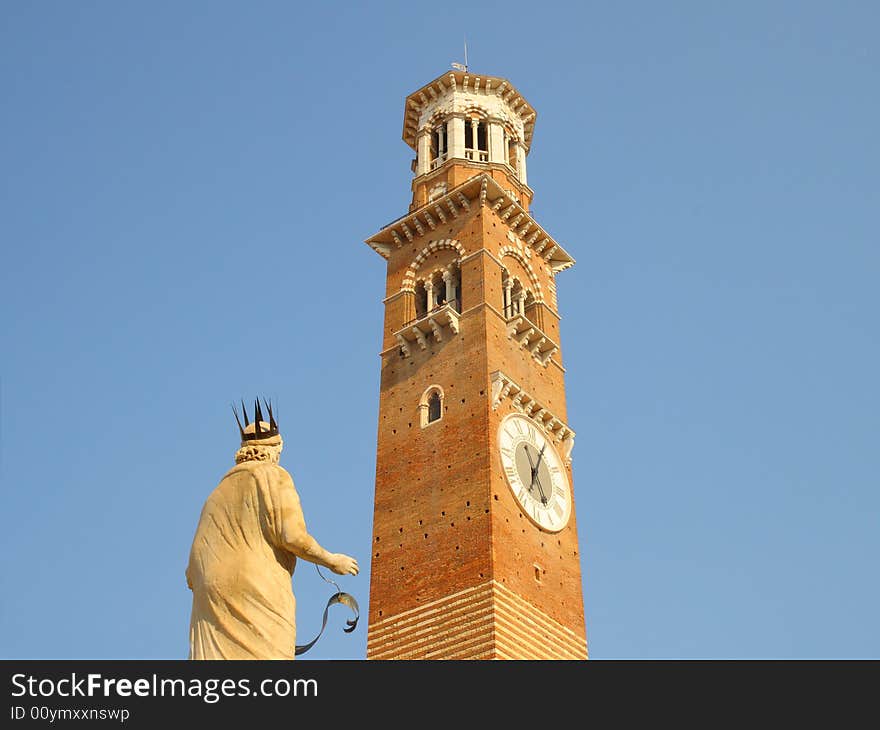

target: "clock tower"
[364,70,587,659]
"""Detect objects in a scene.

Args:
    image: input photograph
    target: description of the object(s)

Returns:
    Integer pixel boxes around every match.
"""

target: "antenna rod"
[464,38,468,70]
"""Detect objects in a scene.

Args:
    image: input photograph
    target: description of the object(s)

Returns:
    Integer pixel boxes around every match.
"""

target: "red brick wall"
[367,197,587,659]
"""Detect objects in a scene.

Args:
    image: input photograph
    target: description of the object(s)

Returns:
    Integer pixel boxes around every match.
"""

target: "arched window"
[501,271,532,320]
[428,392,441,422]
[419,385,445,428]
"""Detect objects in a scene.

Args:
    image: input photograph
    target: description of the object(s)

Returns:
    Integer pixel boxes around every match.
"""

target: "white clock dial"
[498,413,572,532]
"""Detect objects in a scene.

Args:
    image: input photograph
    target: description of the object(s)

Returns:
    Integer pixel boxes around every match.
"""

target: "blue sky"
[1,1,877,659]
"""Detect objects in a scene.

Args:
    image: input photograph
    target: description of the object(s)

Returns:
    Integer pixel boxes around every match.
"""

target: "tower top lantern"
[401,71,538,210]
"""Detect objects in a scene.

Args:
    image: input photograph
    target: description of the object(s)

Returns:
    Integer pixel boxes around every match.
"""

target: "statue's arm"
[275,473,359,576]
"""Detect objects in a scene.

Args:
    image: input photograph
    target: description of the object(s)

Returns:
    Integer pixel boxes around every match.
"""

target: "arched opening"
[416,266,461,317]
[465,117,489,162]
[428,392,441,423]
[419,385,445,428]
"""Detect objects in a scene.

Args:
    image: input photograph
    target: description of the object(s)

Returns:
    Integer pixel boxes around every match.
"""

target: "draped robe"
[186,460,306,659]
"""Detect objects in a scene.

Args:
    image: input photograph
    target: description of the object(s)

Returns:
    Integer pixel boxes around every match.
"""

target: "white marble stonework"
[406,73,534,183]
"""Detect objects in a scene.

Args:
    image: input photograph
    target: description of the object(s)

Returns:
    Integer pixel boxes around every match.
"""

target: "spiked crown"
[232,398,279,441]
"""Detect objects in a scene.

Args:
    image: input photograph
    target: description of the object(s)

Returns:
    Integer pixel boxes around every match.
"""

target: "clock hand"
[533,472,548,505]
[529,444,549,505]
[525,443,536,475]
[534,443,547,472]
[524,446,542,500]
[525,443,547,504]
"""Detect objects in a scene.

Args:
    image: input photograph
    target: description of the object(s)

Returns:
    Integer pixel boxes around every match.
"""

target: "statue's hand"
[328,553,359,576]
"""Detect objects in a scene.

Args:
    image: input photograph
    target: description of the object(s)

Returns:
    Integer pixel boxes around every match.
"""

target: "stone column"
[438,123,446,158]
[470,119,479,158]
[402,290,416,324]
[417,129,430,176]
[531,301,545,330]
[516,143,528,186]
[443,269,455,308]
[425,280,434,312]
[503,278,513,318]
[488,120,505,164]
[515,289,527,316]
[449,115,465,160]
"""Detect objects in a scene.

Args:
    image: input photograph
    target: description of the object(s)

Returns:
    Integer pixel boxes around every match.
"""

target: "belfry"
[364,70,587,659]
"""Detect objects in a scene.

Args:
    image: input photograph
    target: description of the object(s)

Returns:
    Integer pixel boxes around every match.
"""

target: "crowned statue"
[185,399,359,659]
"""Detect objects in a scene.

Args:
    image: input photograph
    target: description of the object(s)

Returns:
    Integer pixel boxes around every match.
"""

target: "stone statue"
[185,399,359,659]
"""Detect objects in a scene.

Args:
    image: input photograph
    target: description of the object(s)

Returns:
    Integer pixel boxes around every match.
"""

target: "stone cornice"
[382,290,408,304]
[412,160,534,201]
[548,357,566,375]
[490,370,575,465]
[365,174,575,273]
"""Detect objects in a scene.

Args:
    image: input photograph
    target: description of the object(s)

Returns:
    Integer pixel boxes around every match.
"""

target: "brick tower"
[364,70,587,660]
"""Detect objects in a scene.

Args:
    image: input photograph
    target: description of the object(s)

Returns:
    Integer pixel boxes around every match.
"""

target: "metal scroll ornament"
[295,566,360,656]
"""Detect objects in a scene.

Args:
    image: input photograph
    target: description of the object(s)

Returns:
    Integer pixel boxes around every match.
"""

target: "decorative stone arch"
[423,109,452,172]
[402,239,466,292]
[501,122,521,143]
[462,103,489,120]
[426,109,448,129]
[461,105,490,161]
[498,245,544,303]
[415,263,451,286]
[501,124,522,172]
[419,384,445,428]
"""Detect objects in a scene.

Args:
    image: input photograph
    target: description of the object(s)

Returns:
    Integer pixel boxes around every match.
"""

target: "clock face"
[498,414,572,532]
